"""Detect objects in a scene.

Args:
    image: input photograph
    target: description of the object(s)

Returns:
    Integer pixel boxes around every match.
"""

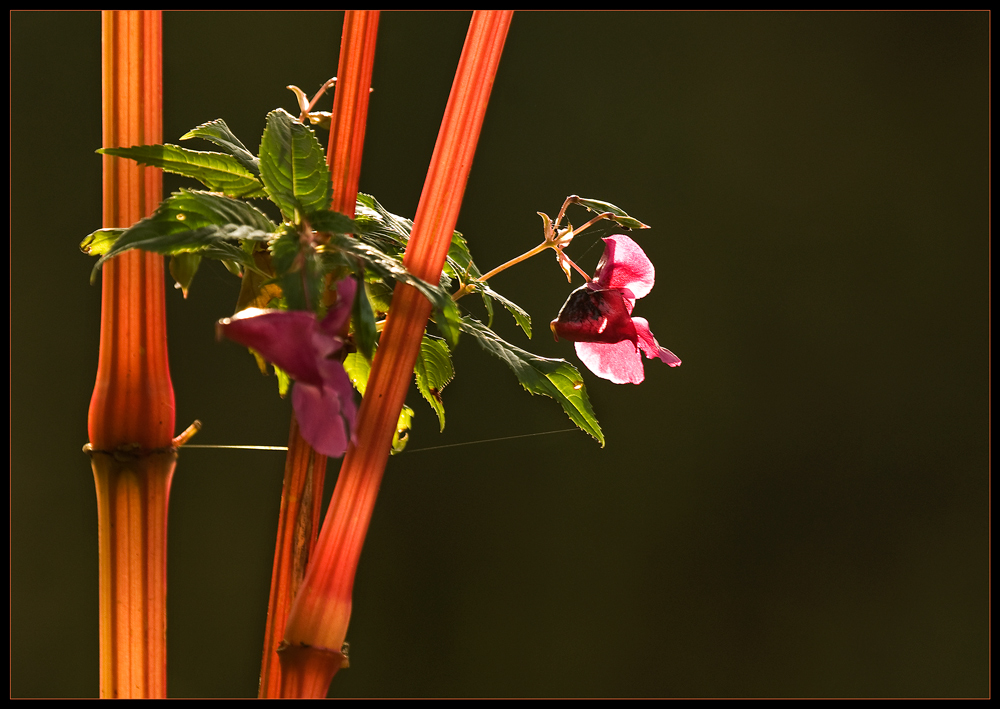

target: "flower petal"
[633,317,681,367]
[320,276,357,336]
[291,353,358,458]
[594,234,655,301]
[551,285,637,345]
[574,339,645,384]
[319,357,358,439]
[292,381,350,457]
[217,309,326,385]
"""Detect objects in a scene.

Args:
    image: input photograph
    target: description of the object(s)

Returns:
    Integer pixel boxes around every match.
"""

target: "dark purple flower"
[217,278,358,457]
[550,234,680,384]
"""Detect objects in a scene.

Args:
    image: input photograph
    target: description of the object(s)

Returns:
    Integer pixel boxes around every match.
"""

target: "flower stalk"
[451,197,612,301]
[88,10,175,698]
[277,10,514,698]
[259,10,381,698]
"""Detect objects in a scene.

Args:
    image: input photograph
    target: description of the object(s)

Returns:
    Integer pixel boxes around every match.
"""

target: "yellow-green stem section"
[90,449,175,698]
[453,241,551,300]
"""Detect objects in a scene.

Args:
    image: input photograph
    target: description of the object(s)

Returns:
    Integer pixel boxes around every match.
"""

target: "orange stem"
[278,11,513,698]
[258,418,328,697]
[89,10,174,698]
[328,10,380,220]
[260,11,380,698]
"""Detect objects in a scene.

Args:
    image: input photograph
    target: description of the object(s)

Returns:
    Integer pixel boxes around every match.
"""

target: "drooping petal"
[217,309,326,385]
[292,380,350,458]
[320,276,357,336]
[319,357,358,440]
[574,339,645,385]
[550,285,638,345]
[633,317,681,367]
[594,234,655,301]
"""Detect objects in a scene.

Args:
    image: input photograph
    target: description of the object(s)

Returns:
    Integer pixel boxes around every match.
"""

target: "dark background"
[11,11,988,698]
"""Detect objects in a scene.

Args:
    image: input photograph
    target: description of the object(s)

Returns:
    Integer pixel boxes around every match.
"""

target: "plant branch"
[278,11,514,698]
[262,10,381,699]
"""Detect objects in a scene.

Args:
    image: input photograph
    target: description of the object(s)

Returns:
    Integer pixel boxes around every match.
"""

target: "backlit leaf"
[344,352,414,455]
[259,108,331,222]
[91,190,277,283]
[352,278,378,361]
[326,233,462,347]
[80,228,123,256]
[169,252,202,298]
[460,317,603,446]
[180,118,260,177]
[98,144,266,198]
[414,335,454,432]
[575,197,650,230]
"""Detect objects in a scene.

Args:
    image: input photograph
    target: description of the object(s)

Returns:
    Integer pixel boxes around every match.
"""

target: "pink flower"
[216,278,358,457]
[550,234,681,384]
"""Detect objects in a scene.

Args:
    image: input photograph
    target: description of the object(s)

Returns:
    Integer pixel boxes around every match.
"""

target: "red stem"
[278,11,513,698]
[89,10,175,698]
[259,11,380,698]
[328,10,380,220]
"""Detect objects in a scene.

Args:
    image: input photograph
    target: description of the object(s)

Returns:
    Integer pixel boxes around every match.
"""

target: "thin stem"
[476,241,550,284]
[561,250,595,282]
[452,241,550,300]
[279,11,513,698]
[262,10,380,699]
[452,242,592,300]
[552,194,580,233]
[452,206,613,300]
[569,210,614,241]
[327,10,380,218]
[258,418,328,698]
[305,78,338,116]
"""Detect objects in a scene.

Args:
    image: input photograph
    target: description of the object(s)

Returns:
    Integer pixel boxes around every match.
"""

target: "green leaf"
[353,193,412,254]
[391,405,414,455]
[365,280,394,315]
[430,299,462,348]
[308,209,361,237]
[448,225,530,337]
[307,111,332,130]
[343,352,372,394]
[269,227,323,312]
[353,193,486,293]
[235,249,282,313]
[155,189,278,234]
[344,352,414,455]
[92,224,267,283]
[98,145,266,198]
[259,108,331,222]
[90,190,277,281]
[414,335,454,432]
[460,317,604,446]
[274,364,292,398]
[443,229,483,281]
[180,118,261,177]
[326,233,462,348]
[476,283,532,338]
[169,252,202,298]
[80,228,123,256]
[352,278,378,361]
[575,197,650,230]
[353,193,514,342]
[444,230,496,322]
